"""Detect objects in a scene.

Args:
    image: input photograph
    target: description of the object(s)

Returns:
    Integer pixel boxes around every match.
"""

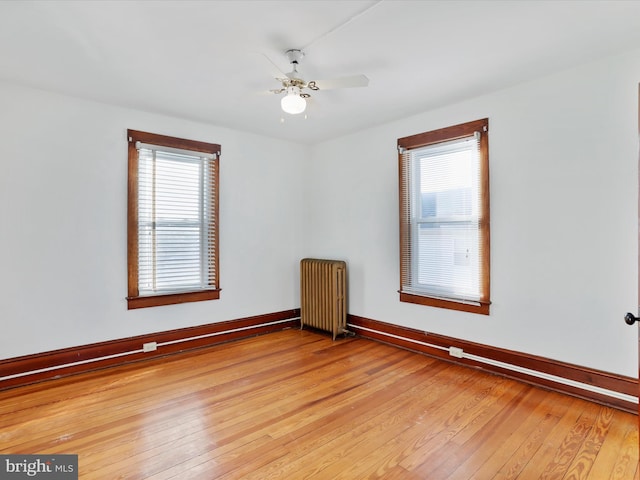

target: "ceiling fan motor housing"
[285,49,305,65]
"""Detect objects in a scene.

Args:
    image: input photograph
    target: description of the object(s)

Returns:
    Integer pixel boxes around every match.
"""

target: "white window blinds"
[136,142,218,295]
[401,135,482,303]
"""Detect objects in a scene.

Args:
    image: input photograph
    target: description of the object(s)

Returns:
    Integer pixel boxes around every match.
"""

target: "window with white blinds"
[127,130,220,309]
[398,119,490,315]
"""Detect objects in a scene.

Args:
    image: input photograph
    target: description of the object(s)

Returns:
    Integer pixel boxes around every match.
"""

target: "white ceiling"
[2,0,640,144]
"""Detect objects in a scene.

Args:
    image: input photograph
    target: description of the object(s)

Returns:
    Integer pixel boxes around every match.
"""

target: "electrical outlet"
[143,342,157,352]
[449,346,464,358]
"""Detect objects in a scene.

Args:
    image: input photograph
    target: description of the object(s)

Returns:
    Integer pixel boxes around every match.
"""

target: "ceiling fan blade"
[309,74,369,90]
[254,52,288,78]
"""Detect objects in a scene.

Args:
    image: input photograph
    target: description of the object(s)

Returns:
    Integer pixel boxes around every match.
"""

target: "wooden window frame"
[398,118,490,315]
[127,129,220,309]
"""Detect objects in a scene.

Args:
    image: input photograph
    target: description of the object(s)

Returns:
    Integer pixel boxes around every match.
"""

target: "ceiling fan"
[270,49,369,115]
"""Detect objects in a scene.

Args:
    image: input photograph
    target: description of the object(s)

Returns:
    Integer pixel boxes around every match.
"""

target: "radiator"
[300,258,347,340]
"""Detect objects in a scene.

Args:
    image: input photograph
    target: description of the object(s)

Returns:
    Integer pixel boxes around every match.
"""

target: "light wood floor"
[0,329,638,479]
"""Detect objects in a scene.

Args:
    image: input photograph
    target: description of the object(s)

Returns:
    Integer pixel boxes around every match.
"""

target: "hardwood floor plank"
[513,398,593,478]
[81,338,379,477]
[214,362,455,478]
[303,373,480,479]
[443,386,551,480]
[1,332,330,452]
[83,336,428,478]
[0,329,636,479]
[319,369,491,478]
[538,405,601,479]
[319,371,489,478]
[562,406,615,479]
[587,410,636,480]
[607,421,640,480]
[410,382,533,479]
[398,375,520,472]
[487,391,573,480]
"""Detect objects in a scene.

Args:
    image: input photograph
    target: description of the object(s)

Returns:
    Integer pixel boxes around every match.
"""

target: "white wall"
[307,48,640,377]
[0,81,308,359]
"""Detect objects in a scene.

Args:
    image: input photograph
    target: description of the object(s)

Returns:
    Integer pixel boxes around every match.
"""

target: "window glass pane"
[137,148,207,294]
[153,223,201,290]
[405,134,482,303]
[416,140,479,220]
[415,223,480,300]
[154,152,201,221]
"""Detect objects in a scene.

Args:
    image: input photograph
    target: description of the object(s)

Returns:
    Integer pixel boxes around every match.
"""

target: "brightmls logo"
[0,455,77,479]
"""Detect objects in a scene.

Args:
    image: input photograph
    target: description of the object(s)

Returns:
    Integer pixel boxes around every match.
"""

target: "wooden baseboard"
[4,309,635,413]
[0,309,301,390]
[347,314,638,414]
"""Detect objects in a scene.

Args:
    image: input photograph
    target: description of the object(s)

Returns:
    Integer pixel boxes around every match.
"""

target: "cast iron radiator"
[300,258,347,340]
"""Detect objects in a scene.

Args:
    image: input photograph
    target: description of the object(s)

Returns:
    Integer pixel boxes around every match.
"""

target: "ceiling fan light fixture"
[281,86,306,114]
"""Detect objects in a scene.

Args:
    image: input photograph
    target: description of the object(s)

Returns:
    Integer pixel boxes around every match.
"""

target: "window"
[398,118,490,315]
[127,130,220,309]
